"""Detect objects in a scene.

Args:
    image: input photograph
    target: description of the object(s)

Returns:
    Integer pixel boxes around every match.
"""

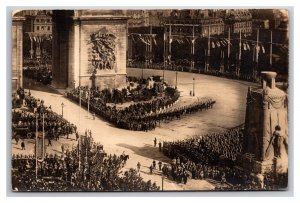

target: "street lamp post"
[61,102,64,118]
[193,77,195,97]
[161,173,164,191]
[175,71,178,89]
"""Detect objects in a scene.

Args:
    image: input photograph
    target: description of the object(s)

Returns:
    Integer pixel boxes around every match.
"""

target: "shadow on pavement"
[23,77,62,95]
[117,143,170,163]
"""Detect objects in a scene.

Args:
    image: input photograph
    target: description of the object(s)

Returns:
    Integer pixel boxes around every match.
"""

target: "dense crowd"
[12,88,77,140]
[75,76,165,105]
[12,133,160,191]
[128,62,262,83]
[66,85,215,131]
[161,127,243,184]
[23,66,52,85]
[162,126,287,190]
[163,126,244,165]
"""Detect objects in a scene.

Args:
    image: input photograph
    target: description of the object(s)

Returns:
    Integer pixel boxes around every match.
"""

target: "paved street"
[13,69,258,191]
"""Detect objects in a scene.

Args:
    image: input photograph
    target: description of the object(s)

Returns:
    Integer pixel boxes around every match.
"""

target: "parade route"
[13,69,258,191]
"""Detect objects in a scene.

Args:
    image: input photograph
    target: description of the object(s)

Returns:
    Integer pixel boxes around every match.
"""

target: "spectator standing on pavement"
[137,162,141,172]
[48,138,52,146]
[158,141,162,151]
[61,144,65,154]
[15,134,20,145]
[152,160,156,169]
[76,132,79,141]
[154,137,157,147]
[158,161,162,171]
[149,164,153,174]
[21,141,25,150]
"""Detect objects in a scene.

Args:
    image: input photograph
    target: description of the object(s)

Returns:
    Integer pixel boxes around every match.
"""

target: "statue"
[272,125,283,158]
[265,125,287,159]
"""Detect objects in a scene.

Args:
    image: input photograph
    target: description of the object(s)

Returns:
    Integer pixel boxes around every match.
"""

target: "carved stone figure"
[272,125,283,158]
[89,29,116,70]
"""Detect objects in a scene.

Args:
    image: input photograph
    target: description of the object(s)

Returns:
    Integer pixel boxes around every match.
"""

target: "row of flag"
[165,35,268,54]
[28,33,52,43]
[130,33,157,46]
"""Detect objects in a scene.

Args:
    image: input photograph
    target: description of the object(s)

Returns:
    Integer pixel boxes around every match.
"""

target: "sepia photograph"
[11,9,289,192]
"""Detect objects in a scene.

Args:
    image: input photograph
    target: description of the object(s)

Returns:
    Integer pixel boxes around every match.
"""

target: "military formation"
[12,89,77,141]
[66,84,215,131]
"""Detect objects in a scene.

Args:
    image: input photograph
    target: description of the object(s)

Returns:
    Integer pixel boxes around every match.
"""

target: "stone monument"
[51,10,128,89]
[239,71,288,175]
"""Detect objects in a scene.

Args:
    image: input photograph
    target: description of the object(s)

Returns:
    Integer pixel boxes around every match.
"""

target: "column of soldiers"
[160,126,261,188]
[12,89,77,141]
[160,126,286,189]
[66,86,215,131]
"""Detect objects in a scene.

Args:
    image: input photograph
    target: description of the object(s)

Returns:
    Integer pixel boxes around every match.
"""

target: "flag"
[185,38,190,44]
[246,43,250,50]
[140,36,150,45]
[256,45,260,53]
[220,40,226,46]
[169,37,173,44]
[243,43,247,50]
[152,36,157,45]
[261,45,265,54]
[132,34,136,42]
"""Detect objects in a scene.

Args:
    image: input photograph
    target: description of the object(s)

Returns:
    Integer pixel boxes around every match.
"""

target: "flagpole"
[238,30,242,77]
[168,24,172,72]
[42,112,45,161]
[206,26,211,72]
[191,25,195,72]
[87,90,90,118]
[150,25,152,67]
[220,50,224,73]
[227,27,231,72]
[35,113,38,180]
[163,25,166,81]
[204,49,207,72]
[270,30,273,67]
[255,29,259,78]
[145,34,148,71]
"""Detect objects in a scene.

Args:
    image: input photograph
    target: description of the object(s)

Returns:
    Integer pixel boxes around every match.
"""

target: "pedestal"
[274,157,288,174]
[237,153,287,175]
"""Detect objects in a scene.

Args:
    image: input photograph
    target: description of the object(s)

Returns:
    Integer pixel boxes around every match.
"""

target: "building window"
[37,26,39,31]
[47,26,50,31]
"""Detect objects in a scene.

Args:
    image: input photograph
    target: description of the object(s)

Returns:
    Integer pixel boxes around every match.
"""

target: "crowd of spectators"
[12,133,160,191]
[23,65,52,85]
